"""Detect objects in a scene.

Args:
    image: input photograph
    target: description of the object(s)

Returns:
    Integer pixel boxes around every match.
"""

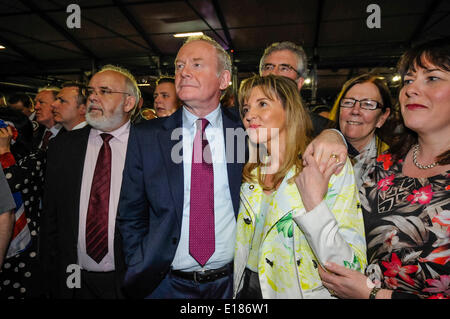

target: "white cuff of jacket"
[292,200,354,267]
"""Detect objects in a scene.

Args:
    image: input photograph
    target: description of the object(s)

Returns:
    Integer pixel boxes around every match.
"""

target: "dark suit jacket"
[40,125,125,298]
[117,106,244,298]
[308,111,334,137]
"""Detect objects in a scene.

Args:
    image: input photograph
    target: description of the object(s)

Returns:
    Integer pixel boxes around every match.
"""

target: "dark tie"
[86,133,113,264]
[40,130,53,149]
[189,118,215,266]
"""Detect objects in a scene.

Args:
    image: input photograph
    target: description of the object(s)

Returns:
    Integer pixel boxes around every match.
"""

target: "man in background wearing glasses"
[40,65,140,299]
[259,41,333,137]
[259,42,348,172]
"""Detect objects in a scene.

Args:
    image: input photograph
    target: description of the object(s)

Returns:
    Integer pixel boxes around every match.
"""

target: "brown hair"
[329,73,396,150]
[238,74,312,191]
[392,39,450,165]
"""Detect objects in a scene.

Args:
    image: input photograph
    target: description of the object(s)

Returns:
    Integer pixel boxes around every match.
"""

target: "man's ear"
[79,103,86,116]
[123,95,137,113]
[218,70,231,91]
[297,77,305,91]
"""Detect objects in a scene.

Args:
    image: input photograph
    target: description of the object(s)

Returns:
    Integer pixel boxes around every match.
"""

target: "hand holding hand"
[295,153,343,212]
[304,129,347,174]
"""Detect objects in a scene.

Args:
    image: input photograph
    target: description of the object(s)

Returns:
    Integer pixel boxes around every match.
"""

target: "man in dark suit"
[33,87,63,150]
[117,35,243,299]
[40,65,140,298]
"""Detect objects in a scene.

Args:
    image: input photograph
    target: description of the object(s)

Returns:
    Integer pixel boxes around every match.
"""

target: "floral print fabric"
[361,153,450,299]
[234,159,367,298]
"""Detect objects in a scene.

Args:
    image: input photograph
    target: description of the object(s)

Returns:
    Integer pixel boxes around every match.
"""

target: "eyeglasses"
[262,63,301,76]
[340,98,383,110]
[87,87,130,97]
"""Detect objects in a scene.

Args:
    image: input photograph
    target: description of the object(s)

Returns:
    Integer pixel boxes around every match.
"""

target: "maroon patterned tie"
[40,130,53,150]
[86,133,113,263]
[189,118,215,266]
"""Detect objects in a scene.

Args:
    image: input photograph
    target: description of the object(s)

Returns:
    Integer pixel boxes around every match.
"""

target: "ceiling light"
[173,32,204,38]
[0,45,5,49]
[392,75,401,82]
[138,83,151,87]
[304,78,311,85]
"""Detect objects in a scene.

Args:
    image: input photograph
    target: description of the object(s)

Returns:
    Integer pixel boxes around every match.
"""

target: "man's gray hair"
[259,41,308,78]
[38,86,60,99]
[183,35,232,75]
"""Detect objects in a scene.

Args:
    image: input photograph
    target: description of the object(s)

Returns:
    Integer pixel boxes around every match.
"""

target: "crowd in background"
[0,36,448,300]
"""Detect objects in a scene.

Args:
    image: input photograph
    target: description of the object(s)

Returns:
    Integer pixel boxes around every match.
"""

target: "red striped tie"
[85,133,113,263]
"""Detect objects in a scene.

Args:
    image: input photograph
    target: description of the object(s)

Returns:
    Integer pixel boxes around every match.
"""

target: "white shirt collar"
[91,121,130,143]
[182,104,222,129]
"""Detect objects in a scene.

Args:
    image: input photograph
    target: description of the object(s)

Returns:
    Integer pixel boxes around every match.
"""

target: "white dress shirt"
[72,121,88,131]
[38,124,62,149]
[77,121,130,272]
[171,105,236,271]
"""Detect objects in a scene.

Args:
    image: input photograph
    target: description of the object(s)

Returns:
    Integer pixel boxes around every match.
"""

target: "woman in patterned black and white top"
[0,107,46,299]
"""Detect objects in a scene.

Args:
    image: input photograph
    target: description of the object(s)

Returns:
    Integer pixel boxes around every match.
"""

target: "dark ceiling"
[0,0,449,106]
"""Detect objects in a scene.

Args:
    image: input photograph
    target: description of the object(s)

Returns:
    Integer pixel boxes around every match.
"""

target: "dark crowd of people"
[0,36,448,300]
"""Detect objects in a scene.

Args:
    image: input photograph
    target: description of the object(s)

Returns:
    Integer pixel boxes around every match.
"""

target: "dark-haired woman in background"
[319,40,450,299]
[328,74,393,189]
[0,107,45,299]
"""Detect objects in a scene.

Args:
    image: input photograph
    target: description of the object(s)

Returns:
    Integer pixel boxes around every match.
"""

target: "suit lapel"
[158,109,184,225]
[221,107,245,217]
[68,126,91,241]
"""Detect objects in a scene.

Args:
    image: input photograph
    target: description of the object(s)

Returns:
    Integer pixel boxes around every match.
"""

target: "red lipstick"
[406,104,427,110]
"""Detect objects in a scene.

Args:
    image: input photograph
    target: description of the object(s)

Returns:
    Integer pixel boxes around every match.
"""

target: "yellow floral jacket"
[233,159,367,298]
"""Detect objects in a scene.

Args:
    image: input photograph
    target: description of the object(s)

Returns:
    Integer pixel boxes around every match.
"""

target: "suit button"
[312,260,318,269]
[249,185,254,190]
[243,217,251,225]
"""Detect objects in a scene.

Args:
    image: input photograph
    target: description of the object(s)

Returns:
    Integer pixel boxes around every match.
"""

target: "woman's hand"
[0,126,13,154]
[318,262,374,299]
[304,129,347,174]
[295,153,343,212]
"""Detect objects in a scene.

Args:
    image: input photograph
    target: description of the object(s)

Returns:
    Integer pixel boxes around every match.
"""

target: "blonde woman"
[233,75,367,299]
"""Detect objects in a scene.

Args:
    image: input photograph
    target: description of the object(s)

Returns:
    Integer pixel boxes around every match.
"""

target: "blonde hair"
[238,74,313,191]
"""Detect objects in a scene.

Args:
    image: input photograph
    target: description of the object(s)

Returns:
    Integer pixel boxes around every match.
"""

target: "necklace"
[412,144,439,169]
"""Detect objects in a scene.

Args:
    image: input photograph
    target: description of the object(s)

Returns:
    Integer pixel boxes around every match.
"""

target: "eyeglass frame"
[339,98,384,110]
[261,63,301,77]
[86,87,131,97]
